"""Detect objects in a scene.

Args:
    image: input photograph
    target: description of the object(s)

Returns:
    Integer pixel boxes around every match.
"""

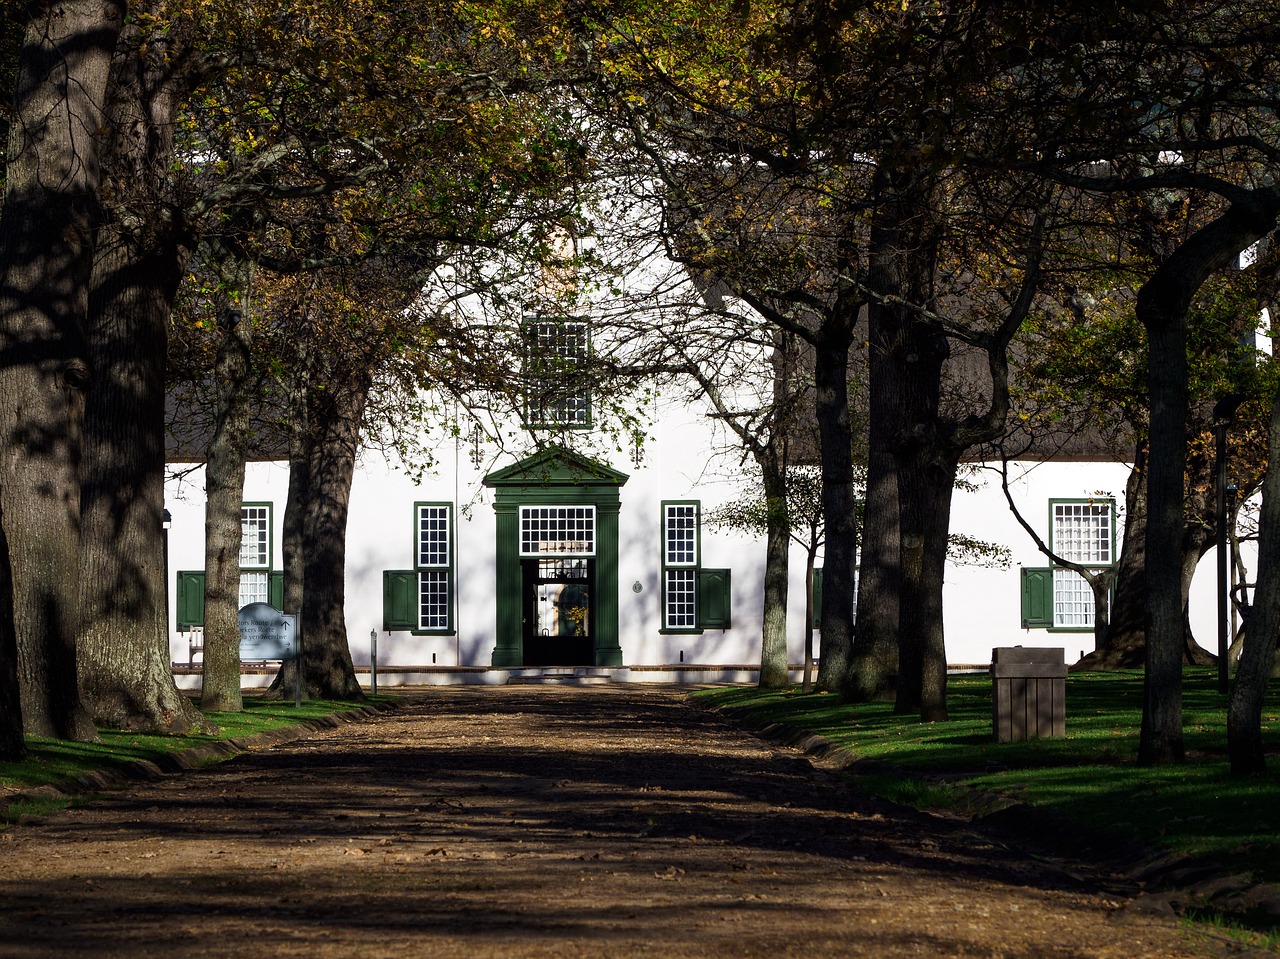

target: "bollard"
[370,628,378,695]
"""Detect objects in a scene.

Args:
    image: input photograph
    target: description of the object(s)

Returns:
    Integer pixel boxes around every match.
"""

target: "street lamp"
[1212,395,1245,695]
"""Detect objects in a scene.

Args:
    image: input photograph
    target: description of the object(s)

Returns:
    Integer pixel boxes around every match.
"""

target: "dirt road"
[0,685,1236,958]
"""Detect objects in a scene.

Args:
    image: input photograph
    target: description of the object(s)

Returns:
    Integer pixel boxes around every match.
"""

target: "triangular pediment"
[482,446,629,489]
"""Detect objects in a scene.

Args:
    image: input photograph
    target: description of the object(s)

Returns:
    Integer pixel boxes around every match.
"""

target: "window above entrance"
[520,505,596,556]
[523,318,591,429]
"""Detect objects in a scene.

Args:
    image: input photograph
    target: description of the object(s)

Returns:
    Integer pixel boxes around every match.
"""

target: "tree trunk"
[299,366,369,700]
[1139,304,1188,764]
[1135,197,1280,764]
[813,302,858,692]
[1087,452,1147,668]
[0,1,125,740]
[802,543,818,694]
[757,455,791,689]
[79,227,204,730]
[895,451,955,722]
[77,36,204,731]
[264,446,309,700]
[200,306,254,713]
[265,355,310,701]
[1086,445,1214,670]
[0,519,24,758]
[845,300,900,702]
[855,168,949,718]
[891,293,951,721]
[1227,384,1280,775]
[1179,500,1217,667]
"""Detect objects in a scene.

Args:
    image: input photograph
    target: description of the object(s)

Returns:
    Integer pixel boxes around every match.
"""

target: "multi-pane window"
[239,504,272,608]
[1049,499,1114,630]
[1052,569,1095,628]
[662,501,700,631]
[1052,502,1113,565]
[664,503,698,566]
[665,569,697,630]
[416,503,453,632]
[239,572,270,608]
[524,319,591,428]
[240,505,270,569]
[520,505,596,556]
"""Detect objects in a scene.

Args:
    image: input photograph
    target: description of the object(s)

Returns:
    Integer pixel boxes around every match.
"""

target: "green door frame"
[483,447,629,667]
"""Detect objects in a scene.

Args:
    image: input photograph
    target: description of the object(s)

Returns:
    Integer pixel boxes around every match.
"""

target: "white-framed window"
[1052,501,1113,565]
[524,319,591,428]
[662,501,701,631]
[1048,499,1115,630]
[416,502,453,632]
[519,505,596,557]
[1052,568,1096,628]
[665,569,697,630]
[238,571,269,608]
[239,503,272,607]
[240,504,270,569]
[664,502,698,566]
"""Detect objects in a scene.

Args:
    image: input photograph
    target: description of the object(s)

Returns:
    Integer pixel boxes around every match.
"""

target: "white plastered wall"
[165,432,1231,671]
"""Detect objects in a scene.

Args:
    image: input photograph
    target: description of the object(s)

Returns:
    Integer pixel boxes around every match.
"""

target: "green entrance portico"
[483,447,628,668]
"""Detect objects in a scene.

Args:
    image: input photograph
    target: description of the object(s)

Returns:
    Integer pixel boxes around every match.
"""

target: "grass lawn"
[695,668,1280,886]
[0,695,392,818]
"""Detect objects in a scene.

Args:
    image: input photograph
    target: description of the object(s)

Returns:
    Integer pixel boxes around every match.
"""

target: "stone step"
[506,668,614,685]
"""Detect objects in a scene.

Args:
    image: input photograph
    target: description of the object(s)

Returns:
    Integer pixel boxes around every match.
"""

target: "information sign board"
[237,603,297,660]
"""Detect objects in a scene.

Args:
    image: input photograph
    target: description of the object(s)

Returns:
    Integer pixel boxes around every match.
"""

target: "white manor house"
[162,277,1241,685]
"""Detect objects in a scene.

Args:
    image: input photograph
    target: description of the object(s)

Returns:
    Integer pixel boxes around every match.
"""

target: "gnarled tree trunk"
[78,29,204,731]
[813,292,859,692]
[200,306,253,713]
[265,360,310,702]
[845,299,900,702]
[0,0,125,740]
[298,364,369,700]
[80,226,204,730]
[1227,384,1280,775]
[757,452,791,689]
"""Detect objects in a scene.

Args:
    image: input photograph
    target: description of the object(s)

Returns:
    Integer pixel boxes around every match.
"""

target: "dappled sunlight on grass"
[696,669,1280,883]
[0,696,389,794]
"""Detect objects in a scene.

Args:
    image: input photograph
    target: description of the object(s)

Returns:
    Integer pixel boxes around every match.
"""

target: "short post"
[370,628,378,696]
[290,615,302,708]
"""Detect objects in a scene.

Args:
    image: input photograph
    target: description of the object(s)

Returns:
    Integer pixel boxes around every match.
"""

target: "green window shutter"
[383,570,418,631]
[696,568,732,629]
[268,571,284,610]
[1020,567,1054,629]
[176,571,205,631]
[812,567,823,629]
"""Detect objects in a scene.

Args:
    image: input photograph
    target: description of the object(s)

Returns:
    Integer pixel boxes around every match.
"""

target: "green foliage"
[705,465,831,547]
[696,669,1280,884]
[945,532,1012,569]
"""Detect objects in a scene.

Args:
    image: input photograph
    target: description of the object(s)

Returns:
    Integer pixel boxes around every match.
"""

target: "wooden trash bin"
[991,646,1066,742]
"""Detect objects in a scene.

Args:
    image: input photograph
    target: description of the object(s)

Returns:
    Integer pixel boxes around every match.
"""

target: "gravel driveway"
[0,685,1236,958]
